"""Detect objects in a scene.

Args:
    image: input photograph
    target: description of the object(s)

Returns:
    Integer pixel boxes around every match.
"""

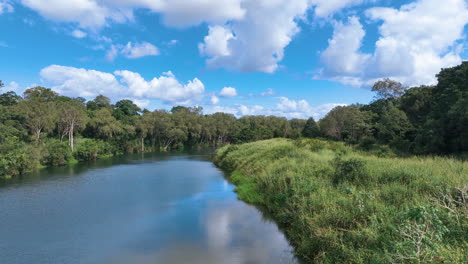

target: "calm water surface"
[0,153,298,264]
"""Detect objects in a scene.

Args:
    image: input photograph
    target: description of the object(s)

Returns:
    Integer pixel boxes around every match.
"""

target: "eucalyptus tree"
[57,99,88,151]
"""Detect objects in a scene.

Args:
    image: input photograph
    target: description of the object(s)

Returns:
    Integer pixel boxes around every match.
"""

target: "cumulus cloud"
[198,0,372,73]
[199,25,234,57]
[40,65,205,104]
[40,65,124,98]
[320,0,468,86]
[205,97,345,119]
[0,0,13,14]
[115,70,204,104]
[219,87,238,97]
[311,0,367,17]
[120,42,159,58]
[199,0,310,73]
[275,97,346,119]
[321,16,370,77]
[71,29,87,38]
[20,0,132,29]
[106,42,159,61]
[17,0,371,74]
[19,0,244,28]
[210,95,220,105]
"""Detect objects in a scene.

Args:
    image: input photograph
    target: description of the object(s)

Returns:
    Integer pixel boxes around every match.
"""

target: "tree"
[302,117,320,138]
[19,100,56,142]
[372,78,406,99]
[319,105,372,142]
[113,99,141,122]
[87,95,111,110]
[135,113,152,152]
[23,86,58,101]
[57,99,87,151]
[428,62,468,153]
[399,85,434,126]
[0,91,22,106]
[87,108,122,140]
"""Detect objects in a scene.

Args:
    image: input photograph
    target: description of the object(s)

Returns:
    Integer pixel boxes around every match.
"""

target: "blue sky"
[1,0,467,119]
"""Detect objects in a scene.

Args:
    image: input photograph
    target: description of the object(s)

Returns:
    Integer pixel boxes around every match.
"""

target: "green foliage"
[302,117,320,138]
[0,91,22,106]
[74,139,115,161]
[372,78,407,99]
[44,139,73,166]
[332,157,368,185]
[395,206,449,263]
[0,137,35,178]
[216,138,468,263]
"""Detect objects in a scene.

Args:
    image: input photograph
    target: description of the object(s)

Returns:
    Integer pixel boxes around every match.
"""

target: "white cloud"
[168,39,178,46]
[210,95,220,105]
[20,0,244,28]
[20,0,132,29]
[71,29,87,38]
[107,42,159,61]
[17,0,371,74]
[275,97,345,119]
[321,16,370,76]
[0,0,13,14]
[128,98,150,108]
[199,25,234,57]
[311,0,366,17]
[219,87,238,97]
[321,0,468,86]
[40,65,124,98]
[143,0,246,27]
[205,97,345,119]
[260,88,275,96]
[40,65,204,104]
[121,42,159,59]
[115,70,205,104]
[198,0,372,73]
[2,81,20,92]
[199,0,310,73]
[106,45,119,62]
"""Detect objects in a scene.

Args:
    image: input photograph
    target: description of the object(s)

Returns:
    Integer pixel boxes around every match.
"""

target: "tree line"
[318,62,468,155]
[0,62,466,177]
[0,84,309,177]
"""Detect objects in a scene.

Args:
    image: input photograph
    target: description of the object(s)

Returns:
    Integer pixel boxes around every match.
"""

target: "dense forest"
[0,62,467,178]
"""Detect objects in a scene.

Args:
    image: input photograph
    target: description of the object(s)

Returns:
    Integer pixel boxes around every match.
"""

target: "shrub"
[359,136,377,151]
[44,139,73,166]
[332,157,369,185]
[0,137,35,178]
[74,139,99,161]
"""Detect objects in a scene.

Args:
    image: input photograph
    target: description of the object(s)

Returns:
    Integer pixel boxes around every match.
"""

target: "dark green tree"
[302,117,320,138]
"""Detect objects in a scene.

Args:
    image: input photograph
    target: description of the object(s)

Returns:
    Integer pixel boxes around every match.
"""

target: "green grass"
[215,138,468,263]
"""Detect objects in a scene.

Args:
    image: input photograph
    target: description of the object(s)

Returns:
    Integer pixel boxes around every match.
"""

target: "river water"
[0,153,298,264]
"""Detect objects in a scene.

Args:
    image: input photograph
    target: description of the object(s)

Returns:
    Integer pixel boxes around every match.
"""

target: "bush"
[332,157,369,185]
[74,139,114,161]
[44,139,73,166]
[359,136,377,151]
[0,137,35,178]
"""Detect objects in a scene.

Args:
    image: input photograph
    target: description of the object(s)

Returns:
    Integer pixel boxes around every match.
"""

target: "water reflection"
[0,153,298,264]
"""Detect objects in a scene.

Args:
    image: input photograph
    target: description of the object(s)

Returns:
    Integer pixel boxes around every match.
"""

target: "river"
[0,152,298,264]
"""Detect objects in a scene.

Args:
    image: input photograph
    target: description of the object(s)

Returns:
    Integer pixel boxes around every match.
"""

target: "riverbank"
[215,138,468,263]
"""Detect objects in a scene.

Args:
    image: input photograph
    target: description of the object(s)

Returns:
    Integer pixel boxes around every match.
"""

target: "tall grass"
[215,138,468,263]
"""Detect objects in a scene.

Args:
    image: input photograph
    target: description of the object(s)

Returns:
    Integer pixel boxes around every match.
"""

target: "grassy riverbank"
[215,138,468,263]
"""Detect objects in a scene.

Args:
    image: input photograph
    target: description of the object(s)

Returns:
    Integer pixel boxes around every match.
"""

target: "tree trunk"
[69,121,75,152]
[141,137,145,153]
[35,128,42,143]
